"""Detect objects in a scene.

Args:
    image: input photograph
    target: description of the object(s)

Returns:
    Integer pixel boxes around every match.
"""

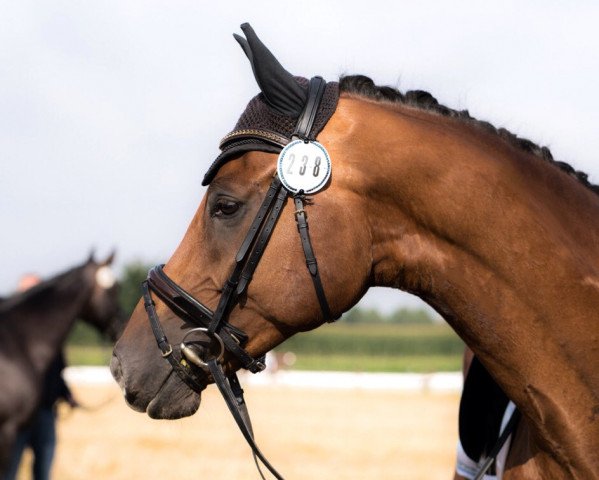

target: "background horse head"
[113,25,599,478]
[78,251,127,342]
[0,252,124,472]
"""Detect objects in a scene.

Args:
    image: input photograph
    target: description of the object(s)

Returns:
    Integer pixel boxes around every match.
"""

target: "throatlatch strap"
[293,195,337,322]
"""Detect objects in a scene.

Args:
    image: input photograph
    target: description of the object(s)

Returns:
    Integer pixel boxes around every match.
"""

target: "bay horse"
[0,253,124,474]
[112,24,599,479]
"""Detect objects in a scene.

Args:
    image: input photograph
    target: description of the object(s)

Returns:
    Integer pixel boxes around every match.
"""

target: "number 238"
[286,154,322,177]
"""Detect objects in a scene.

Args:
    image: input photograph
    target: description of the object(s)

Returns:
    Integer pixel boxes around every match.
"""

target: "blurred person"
[5,274,79,480]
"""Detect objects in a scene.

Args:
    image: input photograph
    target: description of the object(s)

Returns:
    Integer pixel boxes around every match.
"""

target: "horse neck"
[335,96,599,476]
[7,268,93,374]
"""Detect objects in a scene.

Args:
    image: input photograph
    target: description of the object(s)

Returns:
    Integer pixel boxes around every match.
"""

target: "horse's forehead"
[95,266,116,289]
[210,151,276,189]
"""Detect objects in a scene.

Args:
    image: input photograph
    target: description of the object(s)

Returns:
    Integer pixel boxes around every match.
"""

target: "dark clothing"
[5,353,71,480]
[5,409,56,480]
[38,355,70,409]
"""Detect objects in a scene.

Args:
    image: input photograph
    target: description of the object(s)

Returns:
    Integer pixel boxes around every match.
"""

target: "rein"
[142,76,337,479]
[473,407,520,480]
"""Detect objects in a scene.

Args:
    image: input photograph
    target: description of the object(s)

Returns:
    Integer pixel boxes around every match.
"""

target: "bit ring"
[180,327,225,370]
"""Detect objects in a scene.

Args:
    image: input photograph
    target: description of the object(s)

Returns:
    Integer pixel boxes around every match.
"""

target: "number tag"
[276,140,332,194]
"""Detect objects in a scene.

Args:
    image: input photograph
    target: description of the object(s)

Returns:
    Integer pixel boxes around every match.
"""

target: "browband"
[219,129,288,150]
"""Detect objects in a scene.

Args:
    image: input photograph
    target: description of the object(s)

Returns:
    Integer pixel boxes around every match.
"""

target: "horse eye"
[211,199,241,218]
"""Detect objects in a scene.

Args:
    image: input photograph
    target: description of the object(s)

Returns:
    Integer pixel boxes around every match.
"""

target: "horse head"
[111,24,370,419]
[111,24,599,478]
[81,251,127,342]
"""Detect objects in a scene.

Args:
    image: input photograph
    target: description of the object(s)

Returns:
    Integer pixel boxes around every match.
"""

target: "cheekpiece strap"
[142,280,207,392]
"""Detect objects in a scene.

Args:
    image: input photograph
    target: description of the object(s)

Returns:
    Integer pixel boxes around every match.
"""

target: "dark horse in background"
[0,253,124,474]
[112,24,598,479]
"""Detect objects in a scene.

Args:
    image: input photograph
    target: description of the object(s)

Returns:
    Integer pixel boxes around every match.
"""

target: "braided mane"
[339,75,599,195]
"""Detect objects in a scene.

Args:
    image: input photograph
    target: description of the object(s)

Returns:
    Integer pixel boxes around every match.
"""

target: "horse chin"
[145,374,202,420]
[111,352,204,419]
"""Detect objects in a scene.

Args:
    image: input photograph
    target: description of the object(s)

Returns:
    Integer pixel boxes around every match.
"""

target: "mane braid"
[339,75,599,196]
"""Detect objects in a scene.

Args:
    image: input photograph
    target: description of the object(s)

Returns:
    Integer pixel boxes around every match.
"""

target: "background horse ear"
[234,23,307,117]
[102,250,116,266]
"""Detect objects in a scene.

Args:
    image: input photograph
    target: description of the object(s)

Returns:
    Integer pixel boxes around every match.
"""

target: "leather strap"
[207,359,284,480]
[473,408,521,480]
[148,266,214,323]
[236,186,289,296]
[236,177,283,263]
[292,77,326,141]
[142,281,207,392]
[294,195,337,322]
[147,266,265,373]
[208,177,284,334]
[220,129,289,150]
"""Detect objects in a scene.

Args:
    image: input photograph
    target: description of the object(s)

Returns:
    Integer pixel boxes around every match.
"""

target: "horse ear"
[235,23,307,117]
[233,33,253,62]
[87,249,96,264]
[102,250,116,266]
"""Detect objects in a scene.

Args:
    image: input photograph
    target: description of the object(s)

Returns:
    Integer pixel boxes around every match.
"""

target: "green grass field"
[66,344,113,367]
[67,322,464,373]
[276,322,464,372]
[287,353,461,372]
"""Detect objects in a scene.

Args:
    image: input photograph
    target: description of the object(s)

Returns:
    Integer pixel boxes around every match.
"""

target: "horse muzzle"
[109,350,145,413]
[110,346,205,419]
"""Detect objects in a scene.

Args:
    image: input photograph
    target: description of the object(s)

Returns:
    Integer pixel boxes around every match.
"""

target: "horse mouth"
[145,372,202,419]
[110,352,203,420]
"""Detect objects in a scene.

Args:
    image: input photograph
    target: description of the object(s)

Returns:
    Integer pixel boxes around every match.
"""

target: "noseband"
[142,77,337,479]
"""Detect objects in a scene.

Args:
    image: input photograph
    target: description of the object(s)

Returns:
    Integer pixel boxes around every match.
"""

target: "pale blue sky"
[2,1,598,312]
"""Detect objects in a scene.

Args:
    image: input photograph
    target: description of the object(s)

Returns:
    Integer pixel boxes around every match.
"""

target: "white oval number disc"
[277,140,331,194]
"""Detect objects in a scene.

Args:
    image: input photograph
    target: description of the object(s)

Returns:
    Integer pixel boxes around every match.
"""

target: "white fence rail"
[65,366,463,392]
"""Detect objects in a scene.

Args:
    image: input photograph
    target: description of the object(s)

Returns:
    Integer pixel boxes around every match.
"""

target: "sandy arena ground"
[18,380,460,480]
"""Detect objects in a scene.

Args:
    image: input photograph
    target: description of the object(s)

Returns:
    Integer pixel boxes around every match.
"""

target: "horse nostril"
[109,352,145,411]
[109,352,124,387]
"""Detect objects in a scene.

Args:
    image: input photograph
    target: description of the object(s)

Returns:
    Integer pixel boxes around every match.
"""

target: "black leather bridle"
[142,77,337,479]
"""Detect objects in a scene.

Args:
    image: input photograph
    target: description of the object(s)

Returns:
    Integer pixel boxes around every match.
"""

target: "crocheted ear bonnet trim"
[201,24,339,186]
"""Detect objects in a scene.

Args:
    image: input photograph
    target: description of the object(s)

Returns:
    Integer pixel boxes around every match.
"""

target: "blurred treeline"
[66,260,464,371]
[342,307,437,324]
[68,260,441,346]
